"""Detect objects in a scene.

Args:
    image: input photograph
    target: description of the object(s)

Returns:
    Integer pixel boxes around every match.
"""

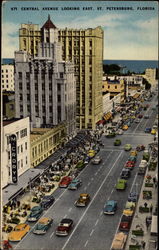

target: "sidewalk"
[125,153,158,250]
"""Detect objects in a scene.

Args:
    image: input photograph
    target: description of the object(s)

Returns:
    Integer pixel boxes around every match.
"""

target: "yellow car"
[123,201,136,216]
[130,150,138,156]
[8,223,30,242]
[87,149,95,158]
[151,129,156,135]
[122,125,128,131]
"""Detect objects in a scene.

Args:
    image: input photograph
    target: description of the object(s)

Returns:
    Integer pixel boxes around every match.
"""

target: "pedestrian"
[153,177,156,184]
[146,217,149,230]
[141,241,146,249]
[144,202,148,208]
[155,182,158,189]
[150,204,153,214]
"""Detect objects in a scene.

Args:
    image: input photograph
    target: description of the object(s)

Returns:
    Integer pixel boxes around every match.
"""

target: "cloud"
[2,22,19,58]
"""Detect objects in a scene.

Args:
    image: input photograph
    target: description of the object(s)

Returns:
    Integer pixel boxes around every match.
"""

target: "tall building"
[15,17,76,136]
[1,64,14,91]
[19,16,104,130]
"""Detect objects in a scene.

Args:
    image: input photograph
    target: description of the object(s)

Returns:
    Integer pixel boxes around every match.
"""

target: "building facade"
[144,68,159,91]
[19,16,104,130]
[3,92,15,119]
[30,123,66,168]
[1,64,14,91]
[102,79,125,103]
[15,17,76,136]
[2,117,30,188]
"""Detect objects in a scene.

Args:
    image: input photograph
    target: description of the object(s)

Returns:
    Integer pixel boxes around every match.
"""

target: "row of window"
[1,69,13,73]
[1,75,13,79]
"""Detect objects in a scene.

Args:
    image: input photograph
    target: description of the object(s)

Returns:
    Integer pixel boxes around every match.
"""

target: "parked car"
[8,224,30,241]
[116,129,123,135]
[103,200,117,215]
[33,217,53,235]
[87,149,96,158]
[144,115,149,119]
[114,139,121,146]
[106,132,116,138]
[145,127,151,133]
[120,169,131,179]
[128,192,138,202]
[135,118,140,123]
[116,179,127,190]
[68,178,82,190]
[27,206,43,222]
[119,215,132,231]
[143,151,150,162]
[75,193,90,207]
[151,129,156,135]
[123,201,136,216]
[59,176,72,188]
[130,150,137,157]
[111,232,127,250]
[41,195,55,209]
[124,144,132,151]
[124,161,135,170]
[122,125,128,131]
[55,218,73,236]
[91,156,102,164]
[128,155,137,163]
[84,156,90,165]
[136,144,145,151]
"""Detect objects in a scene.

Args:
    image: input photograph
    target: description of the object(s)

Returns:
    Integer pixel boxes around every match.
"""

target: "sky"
[2,1,158,60]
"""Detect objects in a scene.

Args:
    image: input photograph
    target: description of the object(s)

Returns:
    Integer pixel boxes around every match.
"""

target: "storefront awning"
[2,168,43,206]
[103,112,112,121]
[133,93,140,99]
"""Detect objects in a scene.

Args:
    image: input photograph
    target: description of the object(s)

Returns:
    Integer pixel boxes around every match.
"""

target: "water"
[103,60,158,74]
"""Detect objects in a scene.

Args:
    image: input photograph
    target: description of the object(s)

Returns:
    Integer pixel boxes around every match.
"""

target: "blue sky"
[2,1,158,60]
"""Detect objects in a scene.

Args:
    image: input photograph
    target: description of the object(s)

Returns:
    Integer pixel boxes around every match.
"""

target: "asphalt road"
[14,95,158,250]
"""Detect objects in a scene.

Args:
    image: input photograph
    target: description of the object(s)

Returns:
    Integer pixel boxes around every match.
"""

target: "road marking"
[88,182,90,186]
[90,229,94,236]
[62,151,123,250]
[95,219,99,226]
[64,214,67,218]
[130,173,138,193]
[100,211,103,216]
[68,207,72,212]
[91,177,94,181]
[94,172,98,176]
[84,186,87,191]
[84,240,89,247]
[50,231,54,238]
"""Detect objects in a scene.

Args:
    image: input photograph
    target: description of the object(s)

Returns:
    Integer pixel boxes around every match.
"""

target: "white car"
[116,129,123,135]
[91,156,102,165]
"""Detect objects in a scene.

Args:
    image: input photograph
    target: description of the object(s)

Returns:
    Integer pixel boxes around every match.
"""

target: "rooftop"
[3,118,21,126]
[41,15,57,30]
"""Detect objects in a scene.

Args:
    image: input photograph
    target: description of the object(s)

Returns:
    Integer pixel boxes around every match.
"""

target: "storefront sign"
[10,134,18,183]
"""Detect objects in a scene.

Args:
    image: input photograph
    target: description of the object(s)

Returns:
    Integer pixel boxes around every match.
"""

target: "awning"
[133,93,140,99]
[2,168,43,206]
[103,112,112,121]
[96,120,106,125]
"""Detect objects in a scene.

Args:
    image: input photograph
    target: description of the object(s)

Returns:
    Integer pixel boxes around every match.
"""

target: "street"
[13,95,157,250]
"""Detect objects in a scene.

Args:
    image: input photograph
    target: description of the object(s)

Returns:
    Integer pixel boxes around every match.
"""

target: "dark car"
[119,215,132,231]
[120,169,131,179]
[128,192,138,202]
[145,127,151,133]
[41,195,55,209]
[55,218,73,236]
[103,200,117,215]
[136,145,145,151]
[144,115,149,119]
[27,206,43,222]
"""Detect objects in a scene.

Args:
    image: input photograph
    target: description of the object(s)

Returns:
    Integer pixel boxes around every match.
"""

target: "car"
[134,118,140,123]
[130,150,137,157]
[106,132,116,138]
[128,192,138,202]
[84,156,90,165]
[75,160,85,170]
[128,155,137,163]
[116,129,123,135]
[103,200,117,215]
[116,179,127,190]
[143,151,150,162]
[41,195,55,209]
[56,218,73,236]
[8,224,30,241]
[75,193,90,207]
[138,114,143,119]
[124,161,135,170]
[122,125,128,131]
[68,178,82,190]
[136,144,145,151]
[151,129,156,135]
[124,144,132,151]
[123,201,136,216]
[145,127,151,133]
[120,169,131,179]
[119,215,132,231]
[152,106,156,110]
[144,115,149,119]
[27,206,43,222]
[111,232,127,250]
[33,217,53,235]
[59,176,72,188]
[91,155,102,164]
[114,139,121,146]
[87,149,96,158]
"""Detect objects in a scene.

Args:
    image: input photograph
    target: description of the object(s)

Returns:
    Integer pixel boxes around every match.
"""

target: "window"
[6,75,8,78]
[16,132,19,139]
[60,73,63,78]
[49,106,52,112]
[18,146,20,154]
[26,156,28,165]
[57,84,61,91]
[27,105,30,112]
[18,161,20,170]
[115,86,117,89]
[19,82,22,90]
[21,159,23,168]
[18,72,22,79]
[108,85,110,89]
[8,152,10,160]
[25,142,27,150]
[20,105,23,112]
[27,94,30,101]
[20,128,27,138]
[2,75,4,78]
[21,145,23,153]
[58,95,61,102]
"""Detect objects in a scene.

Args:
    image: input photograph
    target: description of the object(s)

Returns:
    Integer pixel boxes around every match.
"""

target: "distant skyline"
[2,1,158,60]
